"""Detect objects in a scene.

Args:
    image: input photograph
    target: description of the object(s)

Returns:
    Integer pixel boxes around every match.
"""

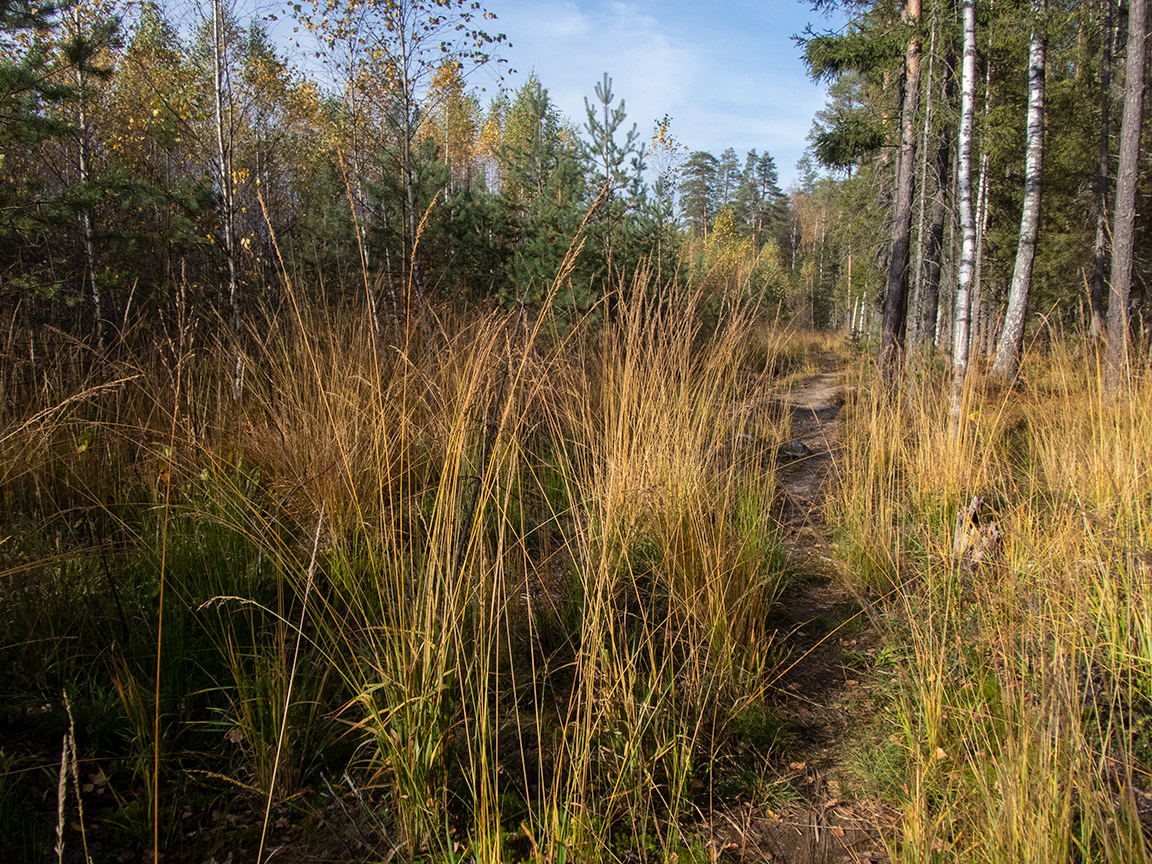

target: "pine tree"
[498,76,587,306]
[879,0,922,381]
[1105,0,1147,386]
[580,73,646,286]
[499,74,564,206]
[678,150,718,237]
[0,0,120,330]
[754,150,788,249]
[716,146,740,208]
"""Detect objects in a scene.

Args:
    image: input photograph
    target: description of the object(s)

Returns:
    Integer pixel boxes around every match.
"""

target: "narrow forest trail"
[702,364,895,864]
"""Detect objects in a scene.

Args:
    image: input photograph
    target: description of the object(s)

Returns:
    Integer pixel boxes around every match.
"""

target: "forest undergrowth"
[832,336,1152,863]
[4,272,1151,864]
[0,285,835,863]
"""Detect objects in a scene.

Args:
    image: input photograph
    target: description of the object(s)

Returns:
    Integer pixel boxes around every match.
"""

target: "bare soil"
[696,365,896,864]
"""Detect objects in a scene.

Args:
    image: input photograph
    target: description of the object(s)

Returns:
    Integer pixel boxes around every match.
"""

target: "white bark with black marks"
[993,0,1047,381]
[950,0,978,424]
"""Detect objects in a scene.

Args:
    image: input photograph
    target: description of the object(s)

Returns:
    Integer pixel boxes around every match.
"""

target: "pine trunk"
[1106,0,1148,386]
[880,0,922,381]
[993,0,1047,381]
[1091,0,1115,341]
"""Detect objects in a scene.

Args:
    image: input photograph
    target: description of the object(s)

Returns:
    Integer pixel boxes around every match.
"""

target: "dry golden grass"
[0,288,812,861]
[832,339,1152,863]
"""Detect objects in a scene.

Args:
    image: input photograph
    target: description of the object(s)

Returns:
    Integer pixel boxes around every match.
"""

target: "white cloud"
[494,1,696,134]
[482,0,835,186]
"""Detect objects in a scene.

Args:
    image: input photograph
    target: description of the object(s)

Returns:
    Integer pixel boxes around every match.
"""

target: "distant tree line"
[1,0,826,354]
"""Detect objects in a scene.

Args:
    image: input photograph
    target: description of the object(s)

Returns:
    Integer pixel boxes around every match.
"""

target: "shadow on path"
[701,365,896,864]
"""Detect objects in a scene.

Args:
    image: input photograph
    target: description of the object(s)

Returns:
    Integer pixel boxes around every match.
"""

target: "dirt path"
[703,366,893,864]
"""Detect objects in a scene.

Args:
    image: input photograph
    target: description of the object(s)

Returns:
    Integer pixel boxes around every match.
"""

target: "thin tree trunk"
[397,13,433,351]
[1091,0,1115,341]
[970,11,994,360]
[212,0,241,396]
[938,156,958,351]
[789,207,797,268]
[1106,0,1147,386]
[951,0,978,425]
[73,50,101,351]
[918,42,955,354]
[845,247,854,335]
[816,214,826,327]
[911,4,938,350]
[880,0,922,381]
[920,124,951,353]
[970,156,988,357]
[993,0,1047,380]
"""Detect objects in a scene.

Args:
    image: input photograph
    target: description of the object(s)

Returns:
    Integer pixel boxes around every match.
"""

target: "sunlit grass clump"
[832,338,1152,863]
[0,285,800,861]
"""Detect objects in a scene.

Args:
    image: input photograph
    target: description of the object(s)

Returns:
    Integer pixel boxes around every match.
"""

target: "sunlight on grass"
[832,339,1152,863]
[0,287,804,860]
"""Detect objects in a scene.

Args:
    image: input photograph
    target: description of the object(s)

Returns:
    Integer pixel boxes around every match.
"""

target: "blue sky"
[476,0,847,188]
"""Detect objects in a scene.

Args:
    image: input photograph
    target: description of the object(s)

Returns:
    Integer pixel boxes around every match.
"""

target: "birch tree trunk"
[993,0,1047,381]
[950,0,978,424]
[395,4,433,351]
[970,12,994,360]
[880,0,922,381]
[1106,0,1147,387]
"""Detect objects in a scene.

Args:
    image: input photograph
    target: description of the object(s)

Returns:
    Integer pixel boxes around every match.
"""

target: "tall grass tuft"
[0,279,802,859]
[833,339,1152,863]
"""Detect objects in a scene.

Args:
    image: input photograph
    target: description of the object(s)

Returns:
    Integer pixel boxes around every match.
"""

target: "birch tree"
[304,0,504,334]
[992,0,1047,381]
[951,0,978,424]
